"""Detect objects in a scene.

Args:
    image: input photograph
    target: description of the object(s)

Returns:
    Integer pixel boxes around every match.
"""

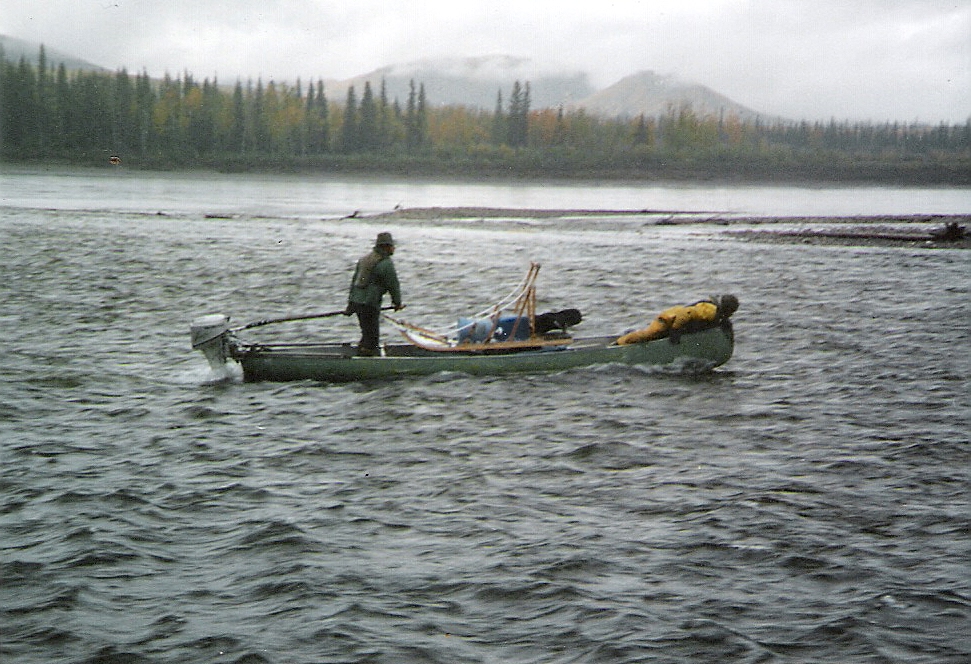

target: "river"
[1,167,969,663]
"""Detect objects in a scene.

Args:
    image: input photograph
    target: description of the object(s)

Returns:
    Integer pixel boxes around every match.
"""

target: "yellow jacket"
[617,301,718,345]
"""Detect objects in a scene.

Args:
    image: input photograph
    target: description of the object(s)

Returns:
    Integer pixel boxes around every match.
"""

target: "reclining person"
[616,294,738,345]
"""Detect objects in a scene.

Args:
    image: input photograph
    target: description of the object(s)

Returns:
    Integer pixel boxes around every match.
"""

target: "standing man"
[346,232,403,356]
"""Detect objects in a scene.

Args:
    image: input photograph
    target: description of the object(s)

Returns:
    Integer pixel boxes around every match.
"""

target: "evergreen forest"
[1,46,969,183]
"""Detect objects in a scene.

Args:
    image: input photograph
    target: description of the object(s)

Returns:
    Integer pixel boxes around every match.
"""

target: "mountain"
[573,70,768,122]
[0,34,108,73]
[330,59,774,121]
[329,55,596,110]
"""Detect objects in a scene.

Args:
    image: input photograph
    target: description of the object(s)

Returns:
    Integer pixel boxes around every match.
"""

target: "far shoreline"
[2,155,969,187]
[358,207,971,249]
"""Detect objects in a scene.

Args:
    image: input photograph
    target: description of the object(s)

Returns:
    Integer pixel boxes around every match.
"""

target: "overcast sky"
[2,0,968,122]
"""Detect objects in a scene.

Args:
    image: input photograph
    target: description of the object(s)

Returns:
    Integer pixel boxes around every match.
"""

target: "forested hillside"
[1,46,968,183]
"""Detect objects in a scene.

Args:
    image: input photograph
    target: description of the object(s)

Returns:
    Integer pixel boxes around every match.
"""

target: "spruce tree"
[492,89,505,145]
[342,85,358,152]
[316,79,329,152]
[378,78,390,149]
[405,79,417,150]
[134,70,154,155]
[230,80,245,153]
[416,83,428,148]
[36,45,49,154]
[359,81,378,151]
[507,81,530,147]
[52,62,70,154]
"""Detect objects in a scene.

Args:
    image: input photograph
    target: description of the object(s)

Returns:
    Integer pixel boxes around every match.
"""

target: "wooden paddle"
[236,305,396,331]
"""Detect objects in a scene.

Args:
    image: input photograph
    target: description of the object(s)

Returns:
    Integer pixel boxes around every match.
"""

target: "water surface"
[1,170,969,663]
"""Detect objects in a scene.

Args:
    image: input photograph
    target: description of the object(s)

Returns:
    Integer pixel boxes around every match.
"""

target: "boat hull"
[232,324,734,383]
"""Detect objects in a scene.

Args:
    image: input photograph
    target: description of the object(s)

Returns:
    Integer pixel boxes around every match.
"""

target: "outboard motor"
[190,314,231,371]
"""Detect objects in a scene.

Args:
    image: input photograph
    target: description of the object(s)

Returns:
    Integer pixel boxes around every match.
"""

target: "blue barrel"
[457,316,532,343]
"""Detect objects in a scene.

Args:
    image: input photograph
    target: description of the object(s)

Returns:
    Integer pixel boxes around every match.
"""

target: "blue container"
[457,316,531,343]
[493,315,531,341]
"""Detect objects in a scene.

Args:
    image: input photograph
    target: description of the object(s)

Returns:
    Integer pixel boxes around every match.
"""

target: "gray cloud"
[2,0,968,122]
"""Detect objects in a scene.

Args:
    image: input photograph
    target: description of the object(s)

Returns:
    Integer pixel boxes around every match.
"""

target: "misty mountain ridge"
[332,55,596,111]
[379,54,567,82]
[334,56,772,121]
[0,34,108,73]
[576,70,768,123]
[1,36,772,121]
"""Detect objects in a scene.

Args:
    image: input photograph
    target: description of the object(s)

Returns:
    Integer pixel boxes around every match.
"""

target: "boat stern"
[190,314,232,371]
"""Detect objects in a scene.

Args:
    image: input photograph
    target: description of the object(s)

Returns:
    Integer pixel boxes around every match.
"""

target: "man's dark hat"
[375,232,394,246]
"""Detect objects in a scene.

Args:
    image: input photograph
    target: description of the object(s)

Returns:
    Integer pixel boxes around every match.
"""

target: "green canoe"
[190,316,734,383]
